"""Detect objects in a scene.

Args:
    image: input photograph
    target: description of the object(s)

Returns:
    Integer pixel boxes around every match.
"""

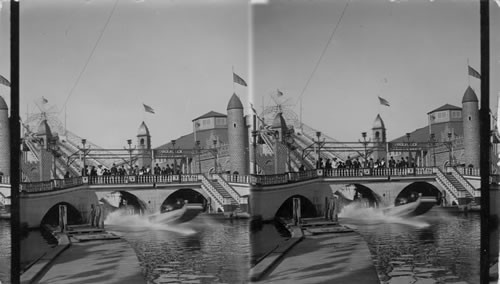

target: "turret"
[371,114,387,161]
[136,121,152,169]
[270,112,288,174]
[227,93,249,174]
[36,119,53,181]
[462,86,480,167]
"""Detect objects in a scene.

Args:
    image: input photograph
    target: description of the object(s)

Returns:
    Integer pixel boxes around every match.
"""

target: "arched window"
[140,138,145,145]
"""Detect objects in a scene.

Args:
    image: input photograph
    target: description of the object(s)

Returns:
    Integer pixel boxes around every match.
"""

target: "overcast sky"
[5,0,249,149]
[253,0,500,142]
[0,0,499,149]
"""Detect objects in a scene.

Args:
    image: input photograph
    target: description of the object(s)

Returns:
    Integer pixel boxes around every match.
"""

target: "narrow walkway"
[36,239,145,284]
[257,231,380,284]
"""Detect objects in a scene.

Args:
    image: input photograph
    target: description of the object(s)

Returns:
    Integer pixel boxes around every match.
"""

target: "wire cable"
[60,0,119,113]
[295,0,350,105]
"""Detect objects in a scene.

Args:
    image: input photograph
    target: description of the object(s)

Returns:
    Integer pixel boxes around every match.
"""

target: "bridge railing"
[323,167,436,178]
[453,166,481,177]
[218,174,254,184]
[199,174,225,208]
[20,176,84,193]
[0,176,9,185]
[435,168,466,202]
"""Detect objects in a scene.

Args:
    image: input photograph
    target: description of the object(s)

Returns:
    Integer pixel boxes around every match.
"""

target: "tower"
[271,112,288,174]
[36,119,53,181]
[137,121,152,169]
[371,114,387,161]
[462,86,480,167]
[227,93,249,174]
[0,96,9,176]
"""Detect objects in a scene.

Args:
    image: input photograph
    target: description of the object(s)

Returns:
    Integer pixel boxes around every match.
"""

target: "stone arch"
[161,188,208,212]
[40,202,83,226]
[335,184,381,208]
[275,194,317,219]
[110,190,148,215]
[395,181,441,206]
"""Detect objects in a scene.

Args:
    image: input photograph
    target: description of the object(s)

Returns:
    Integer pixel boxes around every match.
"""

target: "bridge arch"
[335,184,381,208]
[395,181,441,206]
[100,190,148,215]
[161,188,208,212]
[40,202,83,226]
[275,194,317,219]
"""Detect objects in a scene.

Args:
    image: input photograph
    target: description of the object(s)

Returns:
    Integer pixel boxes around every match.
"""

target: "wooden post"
[59,204,67,232]
[293,197,301,225]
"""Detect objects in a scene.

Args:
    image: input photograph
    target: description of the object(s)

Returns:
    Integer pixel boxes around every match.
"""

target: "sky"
[253,0,500,142]
[1,0,249,149]
[0,0,499,148]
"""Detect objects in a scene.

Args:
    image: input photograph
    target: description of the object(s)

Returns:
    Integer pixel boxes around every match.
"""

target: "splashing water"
[104,209,197,235]
[339,202,430,228]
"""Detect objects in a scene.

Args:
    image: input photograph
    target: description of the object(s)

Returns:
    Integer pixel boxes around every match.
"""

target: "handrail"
[218,173,254,184]
[448,167,480,197]
[199,174,225,208]
[213,174,242,204]
[454,166,481,177]
[435,168,464,203]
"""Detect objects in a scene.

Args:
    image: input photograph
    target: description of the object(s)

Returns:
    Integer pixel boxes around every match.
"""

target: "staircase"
[445,173,473,199]
[210,179,239,208]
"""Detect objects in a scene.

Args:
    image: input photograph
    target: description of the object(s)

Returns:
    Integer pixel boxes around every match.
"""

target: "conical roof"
[227,93,243,110]
[36,120,52,136]
[272,112,287,128]
[137,121,150,136]
[0,96,7,110]
[373,114,385,129]
[462,86,478,103]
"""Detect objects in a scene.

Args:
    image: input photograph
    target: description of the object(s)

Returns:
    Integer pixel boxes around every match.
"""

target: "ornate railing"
[213,174,245,204]
[0,176,9,185]
[324,167,435,178]
[20,176,83,193]
[454,166,481,177]
[219,173,254,184]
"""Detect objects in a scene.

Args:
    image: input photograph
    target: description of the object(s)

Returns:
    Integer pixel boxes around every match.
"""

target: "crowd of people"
[296,156,417,172]
[74,163,184,178]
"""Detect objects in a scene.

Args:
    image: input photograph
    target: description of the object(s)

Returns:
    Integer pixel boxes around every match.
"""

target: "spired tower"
[36,119,53,181]
[371,114,387,161]
[271,112,288,174]
[462,86,480,167]
[137,121,152,169]
[0,96,9,176]
[227,93,249,174]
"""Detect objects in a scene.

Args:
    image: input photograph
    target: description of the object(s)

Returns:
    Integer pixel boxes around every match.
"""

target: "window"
[451,110,461,119]
[140,138,144,145]
[216,117,226,125]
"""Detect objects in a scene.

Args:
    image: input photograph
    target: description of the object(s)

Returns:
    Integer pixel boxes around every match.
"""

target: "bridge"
[20,173,250,228]
[250,166,482,221]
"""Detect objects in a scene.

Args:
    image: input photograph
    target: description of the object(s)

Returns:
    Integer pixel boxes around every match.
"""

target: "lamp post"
[196,140,201,174]
[49,137,60,180]
[171,140,177,174]
[81,139,87,176]
[274,131,280,174]
[212,139,218,173]
[430,133,436,167]
[359,132,370,168]
[125,139,135,173]
[406,133,411,167]
[447,132,453,167]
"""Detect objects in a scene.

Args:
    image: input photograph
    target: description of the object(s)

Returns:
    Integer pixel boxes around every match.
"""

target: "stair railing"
[449,167,480,198]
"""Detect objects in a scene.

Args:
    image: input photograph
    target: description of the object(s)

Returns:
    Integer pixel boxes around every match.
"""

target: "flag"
[378,96,390,107]
[143,103,155,114]
[0,75,10,87]
[468,65,481,79]
[277,89,283,97]
[42,96,48,104]
[233,72,247,87]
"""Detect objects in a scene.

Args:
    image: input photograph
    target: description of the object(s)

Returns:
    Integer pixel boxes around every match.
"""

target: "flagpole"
[467,58,470,86]
[232,66,235,92]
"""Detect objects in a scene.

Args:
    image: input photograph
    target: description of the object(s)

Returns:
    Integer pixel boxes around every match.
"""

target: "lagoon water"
[105,211,250,283]
[0,219,10,284]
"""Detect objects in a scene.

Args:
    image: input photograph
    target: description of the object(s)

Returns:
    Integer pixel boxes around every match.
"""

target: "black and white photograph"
[249,0,499,283]
[0,0,500,283]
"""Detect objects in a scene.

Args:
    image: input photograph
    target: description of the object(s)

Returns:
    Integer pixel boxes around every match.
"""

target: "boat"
[383,196,437,217]
[148,203,204,224]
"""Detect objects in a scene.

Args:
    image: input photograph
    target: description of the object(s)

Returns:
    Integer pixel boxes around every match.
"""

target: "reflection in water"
[341,205,479,284]
[105,211,249,283]
[0,219,10,284]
